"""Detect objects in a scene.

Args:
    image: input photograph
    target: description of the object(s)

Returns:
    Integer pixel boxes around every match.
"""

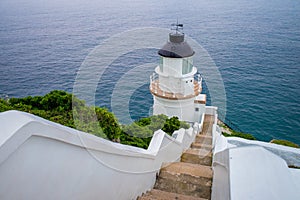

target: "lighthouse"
[150,24,206,122]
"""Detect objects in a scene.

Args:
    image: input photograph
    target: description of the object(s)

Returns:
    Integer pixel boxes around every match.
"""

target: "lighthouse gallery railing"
[150,72,202,100]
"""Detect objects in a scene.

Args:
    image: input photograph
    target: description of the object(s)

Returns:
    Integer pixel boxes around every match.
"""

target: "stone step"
[191,142,212,150]
[203,115,214,123]
[195,134,212,144]
[200,115,214,136]
[154,162,212,199]
[181,149,212,166]
[138,189,208,200]
[200,126,212,137]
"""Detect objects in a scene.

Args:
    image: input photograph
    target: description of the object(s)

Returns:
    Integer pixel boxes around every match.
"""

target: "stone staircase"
[138,115,214,200]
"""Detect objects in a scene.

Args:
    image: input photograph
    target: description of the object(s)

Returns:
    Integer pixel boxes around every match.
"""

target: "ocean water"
[0,0,299,145]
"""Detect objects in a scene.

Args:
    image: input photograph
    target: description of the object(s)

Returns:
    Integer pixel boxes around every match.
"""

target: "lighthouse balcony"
[150,73,202,100]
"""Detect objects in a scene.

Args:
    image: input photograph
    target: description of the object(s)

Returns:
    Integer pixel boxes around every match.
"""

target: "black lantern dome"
[158,24,194,58]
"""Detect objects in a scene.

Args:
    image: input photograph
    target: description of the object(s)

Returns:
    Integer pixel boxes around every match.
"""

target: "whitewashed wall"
[210,105,300,200]
[0,110,201,200]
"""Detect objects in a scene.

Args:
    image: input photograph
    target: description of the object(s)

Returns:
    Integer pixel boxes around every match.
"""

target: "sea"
[0,0,299,145]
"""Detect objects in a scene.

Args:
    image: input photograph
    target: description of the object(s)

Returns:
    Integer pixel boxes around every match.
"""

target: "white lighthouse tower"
[150,24,206,122]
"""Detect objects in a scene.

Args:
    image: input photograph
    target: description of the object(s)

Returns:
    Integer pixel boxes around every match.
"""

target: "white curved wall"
[0,110,200,200]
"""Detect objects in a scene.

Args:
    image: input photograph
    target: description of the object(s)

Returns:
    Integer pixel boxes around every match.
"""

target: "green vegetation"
[0,90,189,149]
[120,115,190,149]
[222,131,256,140]
[3,90,299,150]
[288,165,300,169]
[162,116,190,135]
[0,90,121,140]
[218,120,256,140]
[270,139,299,148]
[220,121,299,148]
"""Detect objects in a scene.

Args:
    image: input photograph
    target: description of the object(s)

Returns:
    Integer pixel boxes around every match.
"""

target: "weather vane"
[171,19,183,34]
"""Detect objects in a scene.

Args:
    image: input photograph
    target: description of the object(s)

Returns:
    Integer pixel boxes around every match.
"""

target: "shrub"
[0,99,11,112]
[120,115,190,149]
[162,116,181,135]
[270,139,299,148]
[222,131,256,140]
[146,114,168,132]
[1,91,122,142]
[95,107,122,141]
[136,117,151,127]
[1,91,190,149]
